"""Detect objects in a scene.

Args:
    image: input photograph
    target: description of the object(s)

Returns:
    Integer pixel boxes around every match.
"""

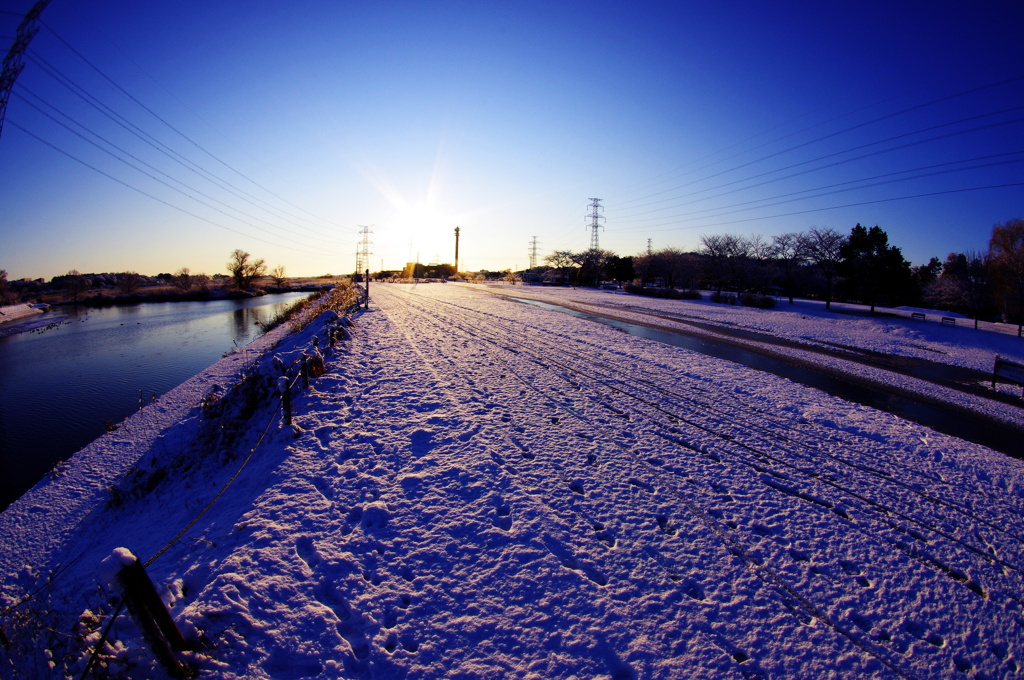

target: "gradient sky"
[1,0,1022,281]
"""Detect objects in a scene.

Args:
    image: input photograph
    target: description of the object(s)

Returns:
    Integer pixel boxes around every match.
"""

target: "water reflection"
[0,292,311,510]
[515,297,1021,458]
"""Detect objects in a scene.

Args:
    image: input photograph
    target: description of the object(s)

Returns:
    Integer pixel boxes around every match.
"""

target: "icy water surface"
[0,293,312,510]
[516,297,1021,457]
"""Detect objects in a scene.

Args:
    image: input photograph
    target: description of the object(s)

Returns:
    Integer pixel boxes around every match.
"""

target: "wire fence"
[0,283,365,679]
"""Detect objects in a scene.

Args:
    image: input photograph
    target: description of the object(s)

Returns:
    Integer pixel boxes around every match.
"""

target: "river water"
[514,298,1022,457]
[0,292,312,510]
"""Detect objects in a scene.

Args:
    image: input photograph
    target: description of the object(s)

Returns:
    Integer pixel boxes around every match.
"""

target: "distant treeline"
[0,249,340,307]
[524,218,1024,326]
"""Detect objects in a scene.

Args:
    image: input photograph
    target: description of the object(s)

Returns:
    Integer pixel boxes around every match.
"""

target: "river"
[0,292,312,510]
[513,297,1023,458]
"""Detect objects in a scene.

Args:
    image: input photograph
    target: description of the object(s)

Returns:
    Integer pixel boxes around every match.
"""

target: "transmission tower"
[528,236,539,270]
[586,198,605,250]
[355,224,373,275]
[0,0,52,142]
[647,238,653,256]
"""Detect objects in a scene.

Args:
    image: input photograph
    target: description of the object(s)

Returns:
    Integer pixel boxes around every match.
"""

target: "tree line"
[530,218,1024,328]
[0,249,288,306]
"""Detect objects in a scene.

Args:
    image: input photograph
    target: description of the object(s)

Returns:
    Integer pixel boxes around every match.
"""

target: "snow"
[0,304,44,334]
[2,282,1024,679]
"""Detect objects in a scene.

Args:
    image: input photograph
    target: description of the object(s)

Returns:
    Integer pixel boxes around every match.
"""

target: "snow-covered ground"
[0,304,44,326]
[2,283,1023,679]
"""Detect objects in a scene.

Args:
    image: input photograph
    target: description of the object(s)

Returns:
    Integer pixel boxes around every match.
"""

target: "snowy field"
[2,282,1024,679]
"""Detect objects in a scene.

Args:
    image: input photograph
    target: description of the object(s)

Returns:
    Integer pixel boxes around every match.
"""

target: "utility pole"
[586,198,605,251]
[454,226,460,275]
[0,0,52,142]
[528,236,539,270]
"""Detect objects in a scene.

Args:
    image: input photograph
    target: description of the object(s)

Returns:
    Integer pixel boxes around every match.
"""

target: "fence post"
[300,356,309,389]
[107,549,189,678]
[278,376,292,426]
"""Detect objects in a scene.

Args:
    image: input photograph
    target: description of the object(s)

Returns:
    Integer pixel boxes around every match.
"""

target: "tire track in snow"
[384,284,1024,679]
[380,285,932,679]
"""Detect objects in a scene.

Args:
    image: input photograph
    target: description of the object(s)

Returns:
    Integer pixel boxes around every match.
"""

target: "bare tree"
[771,233,806,304]
[0,269,14,305]
[990,218,1024,336]
[546,250,575,271]
[62,270,88,303]
[192,273,211,293]
[700,234,729,293]
[227,249,267,291]
[800,227,845,310]
[270,265,287,287]
[701,233,751,293]
[172,267,193,292]
[925,251,990,329]
[116,271,143,295]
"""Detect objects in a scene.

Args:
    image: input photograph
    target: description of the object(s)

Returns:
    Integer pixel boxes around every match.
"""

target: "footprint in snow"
[295,536,321,571]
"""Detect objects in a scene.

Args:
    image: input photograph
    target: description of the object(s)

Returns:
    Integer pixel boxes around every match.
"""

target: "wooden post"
[278,376,291,425]
[114,552,189,678]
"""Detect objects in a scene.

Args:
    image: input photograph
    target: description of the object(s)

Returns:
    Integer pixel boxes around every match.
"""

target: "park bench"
[992,355,1024,397]
[941,317,957,327]
[910,312,925,321]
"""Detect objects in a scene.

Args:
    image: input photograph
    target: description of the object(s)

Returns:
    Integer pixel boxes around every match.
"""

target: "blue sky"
[1,0,1021,280]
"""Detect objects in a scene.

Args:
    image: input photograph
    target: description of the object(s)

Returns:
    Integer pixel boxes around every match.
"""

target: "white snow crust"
[1,283,1023,679]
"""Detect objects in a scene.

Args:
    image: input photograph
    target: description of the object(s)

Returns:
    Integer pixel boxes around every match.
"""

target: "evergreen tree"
[838,224,913,313]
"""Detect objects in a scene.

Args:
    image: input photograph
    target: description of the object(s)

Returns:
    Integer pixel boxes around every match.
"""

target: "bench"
[941,316,957,327]
[910,312,925,321]
[992,355,1024,397]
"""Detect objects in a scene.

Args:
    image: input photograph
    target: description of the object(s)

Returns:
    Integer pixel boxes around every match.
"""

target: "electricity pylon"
[355,224,373,275]
[586,198,604,250]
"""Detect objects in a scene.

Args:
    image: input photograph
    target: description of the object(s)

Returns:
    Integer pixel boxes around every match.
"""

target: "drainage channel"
[513,297,1024,458]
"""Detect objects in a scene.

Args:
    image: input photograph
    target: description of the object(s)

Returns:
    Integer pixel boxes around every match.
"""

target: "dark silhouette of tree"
[838,224,913,313]
[926,251,991,329]
[910,257,942,303]
[62,270,88,303]
[270,265,287,287]
[0,269,13,305]
[605,255,634,283]
[800,227,845,310]
[700,234,754,293]
[172,267,193,291]
[227,249,266,291]
[572,249,611,286]
[990,218,1024,336]
[771,233,806,304]
[116,271,143,295]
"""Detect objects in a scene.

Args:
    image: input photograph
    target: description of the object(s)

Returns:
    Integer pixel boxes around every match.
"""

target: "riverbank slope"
[1,283,1022,679]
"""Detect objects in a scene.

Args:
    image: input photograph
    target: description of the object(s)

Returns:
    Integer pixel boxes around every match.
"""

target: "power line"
[25,51,348,244]
[612,73,1024,212]
[631,182,1024,234]
[58,3,343,232]
[614,107,1024,222]
[7,118,339,255]
[42,23,347,235]
[0,0,51,141]
[617,155,1024,231]
[13,88,343,250]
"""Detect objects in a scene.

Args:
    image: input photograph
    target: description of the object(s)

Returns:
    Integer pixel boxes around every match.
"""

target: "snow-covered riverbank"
[2,283,1023,679]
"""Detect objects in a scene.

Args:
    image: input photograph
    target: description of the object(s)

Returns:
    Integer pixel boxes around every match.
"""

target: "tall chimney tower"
[454,226,460,274]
